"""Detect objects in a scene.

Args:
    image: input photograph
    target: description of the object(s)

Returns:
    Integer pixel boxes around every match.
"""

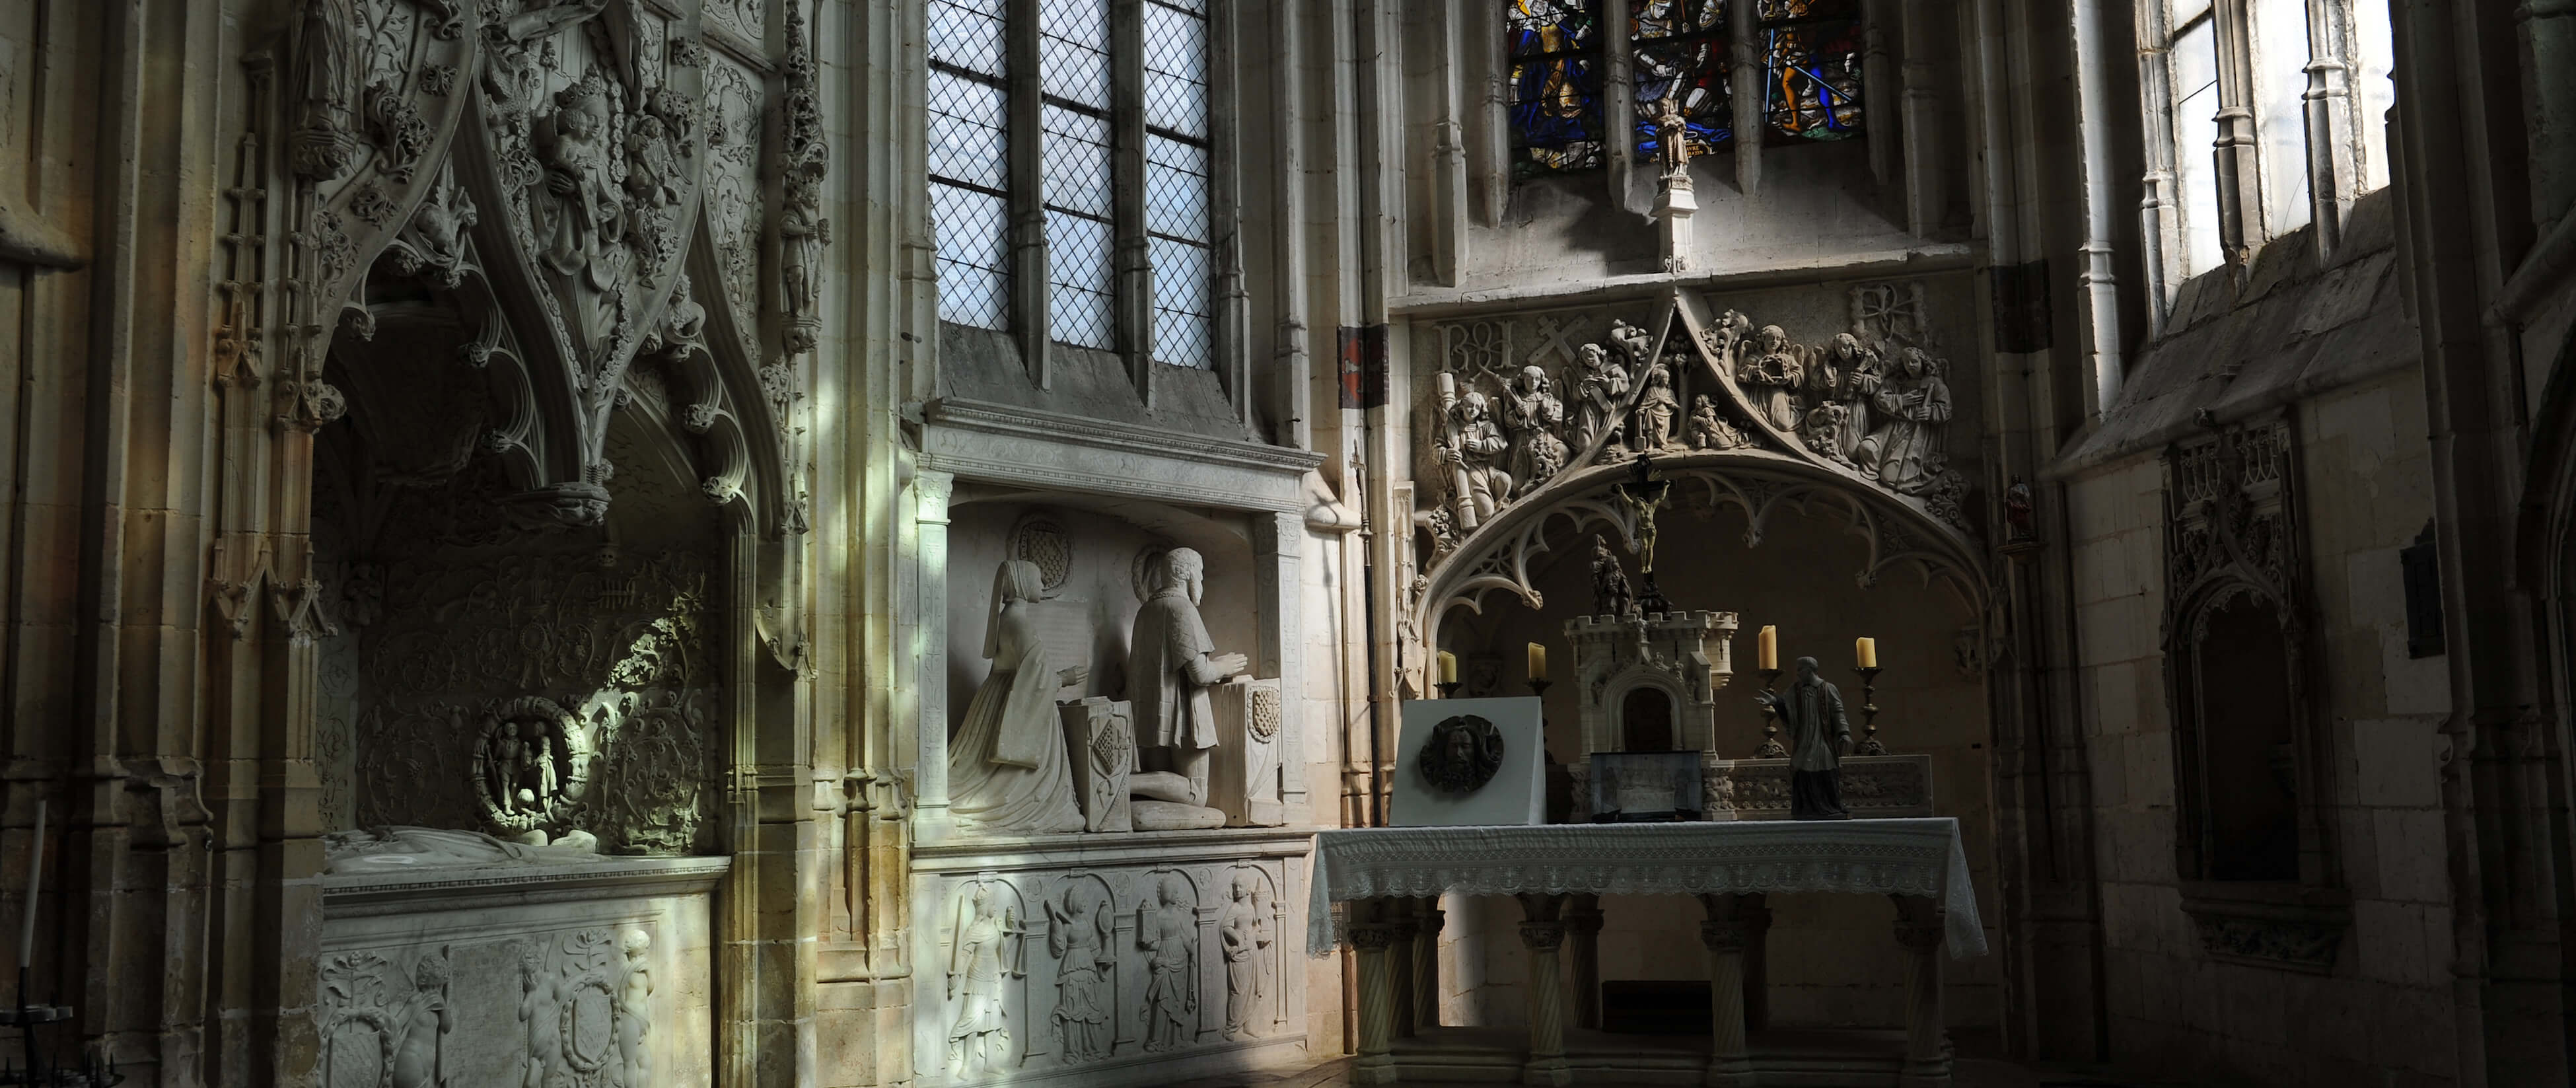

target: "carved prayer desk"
[1307,818,1986,1087]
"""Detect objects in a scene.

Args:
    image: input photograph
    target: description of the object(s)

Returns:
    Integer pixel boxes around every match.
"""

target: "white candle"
[1757,626,1778,672]
[1855,637,1877,669]
[1437,651,1458,685]
[1526,643,1548,684]
[20,799,43,970]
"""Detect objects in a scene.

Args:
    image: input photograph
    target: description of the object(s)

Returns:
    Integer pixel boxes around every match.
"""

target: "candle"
[1526,643,1548,683]
[20,799,42,971]
[1758,626,1777,672]
[1437,651,1458,685]
[1856,637,1877,669]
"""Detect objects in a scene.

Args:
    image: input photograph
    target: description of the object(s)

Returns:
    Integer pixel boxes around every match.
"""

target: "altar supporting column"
[1740,893,1772,1031]
[1390,906,1421,1038]
[1565,894,1604,1031]
[1353,906,1400,1086]
[1413,896,1445,1031]
[1698,893,1757,1088]
[1892,895,1951,1087]
[1516,893,1572,1087]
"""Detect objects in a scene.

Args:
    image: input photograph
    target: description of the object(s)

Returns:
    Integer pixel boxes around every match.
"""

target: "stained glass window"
[1040,0,1117,350]
[1509,1,1604,174]
[1757,0,1863,142]
[1143,0,1214,369]
[1631,0,1731,157]
[928,0,1011,330]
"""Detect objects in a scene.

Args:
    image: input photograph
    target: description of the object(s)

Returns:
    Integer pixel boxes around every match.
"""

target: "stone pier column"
[1565,894,1605,1031]
[1414,896,1446,1031]
[1390,906,1422,1038]
[1698,893,1757,1087]
[1892,895,1950,1087]
[1515,894,1573,1087]
[1353,912,1401,1086]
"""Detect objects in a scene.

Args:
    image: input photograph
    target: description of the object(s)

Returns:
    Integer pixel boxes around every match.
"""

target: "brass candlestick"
[1853,665,1886,755]
[1437,681,1462,699]
[1527,679,1552,700]
[1753,668,1787,758]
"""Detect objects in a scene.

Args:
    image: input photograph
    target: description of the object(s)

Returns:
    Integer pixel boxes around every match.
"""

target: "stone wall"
[2064,365,2457,1085]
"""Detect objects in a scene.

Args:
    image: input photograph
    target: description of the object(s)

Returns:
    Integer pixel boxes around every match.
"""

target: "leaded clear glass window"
[928,0,1011,330]
[2170,11,2225,274]
[1631,0,1731,157]
[1508,0,1605,174]
[1143,0,1214,369]
[1040,0,1117,351]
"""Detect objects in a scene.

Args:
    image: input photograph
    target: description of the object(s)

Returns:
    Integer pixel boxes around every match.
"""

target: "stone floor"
[1158,1054,2195,1088]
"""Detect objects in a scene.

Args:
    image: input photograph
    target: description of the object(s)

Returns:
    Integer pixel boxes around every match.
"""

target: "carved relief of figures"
[388,949,454,1088]
[1688,394,1748,451]
[1221,873,1268,1040]
[1633,361,1680,453]
[777,0,832,355]
[1591,536,1635,618]
[948,883,1024,1073]
[1825,332,1882,466]
[1137,874,1199,1052]
[1047,888,1115,1062]
[1569,343,1631,453]
[1504,365,1568,497]
[1608,318,1654,367]
[318,947,454,1088]
[517,943,569,1088]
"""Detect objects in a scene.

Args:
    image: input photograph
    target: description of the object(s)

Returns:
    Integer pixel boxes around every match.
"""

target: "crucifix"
[1614,454,1674,617]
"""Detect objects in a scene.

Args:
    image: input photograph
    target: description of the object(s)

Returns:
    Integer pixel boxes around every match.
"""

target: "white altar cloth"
[1307,817,1987,960]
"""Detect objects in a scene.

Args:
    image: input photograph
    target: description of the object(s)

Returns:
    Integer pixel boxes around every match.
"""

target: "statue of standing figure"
[1752,656,1853,820]
[1127,548,1248,824]
[1221,874,1265,1040]
[1590,536,1635,619]
[1048,889,1114,1062]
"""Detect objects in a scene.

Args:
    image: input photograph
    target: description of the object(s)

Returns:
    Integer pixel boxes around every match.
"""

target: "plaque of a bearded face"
[1417,715,1505,794]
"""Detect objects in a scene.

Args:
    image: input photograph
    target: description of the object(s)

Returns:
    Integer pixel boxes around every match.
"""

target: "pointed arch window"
[1508,0,1605,175]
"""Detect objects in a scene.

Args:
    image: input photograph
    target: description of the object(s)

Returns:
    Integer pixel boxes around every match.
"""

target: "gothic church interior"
[0,0,2565,1085]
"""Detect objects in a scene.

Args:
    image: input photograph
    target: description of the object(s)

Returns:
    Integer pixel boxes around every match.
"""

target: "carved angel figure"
[1740,324,1805,431]
[1138,875,1198,1052]
[624,114,681,207]
[1569,342,1631,453]
[948,884,1021,1072]
[1437,392,1513,526]
[1503,365,1568,496]
[536,75,628,287]
[1866,347,1954,493]
[1633,361,1681,452]
[1688,394,1748,451]
[1048,890,1115,1062]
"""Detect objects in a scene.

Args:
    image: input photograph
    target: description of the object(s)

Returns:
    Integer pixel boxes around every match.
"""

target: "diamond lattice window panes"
[928,0,1011,330]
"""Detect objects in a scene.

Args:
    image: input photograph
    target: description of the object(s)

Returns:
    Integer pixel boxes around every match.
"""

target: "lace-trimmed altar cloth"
[1306,817,1987,961]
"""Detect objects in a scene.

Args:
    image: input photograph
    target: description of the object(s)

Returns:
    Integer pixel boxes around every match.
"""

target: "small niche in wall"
[1620,687,1674,752]
[2400,521,2445,659]
[2195,594,2300,883]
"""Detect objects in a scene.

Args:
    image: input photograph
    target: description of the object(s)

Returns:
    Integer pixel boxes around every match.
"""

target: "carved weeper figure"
[1221,874,1265,1040]
[1138,875,1198,1052]
[949,560,1089,836]
[1752,656,1853,820]
[948,883,1022,1072]
[1047,889,1114,1062]
[1127,548,1248,813]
